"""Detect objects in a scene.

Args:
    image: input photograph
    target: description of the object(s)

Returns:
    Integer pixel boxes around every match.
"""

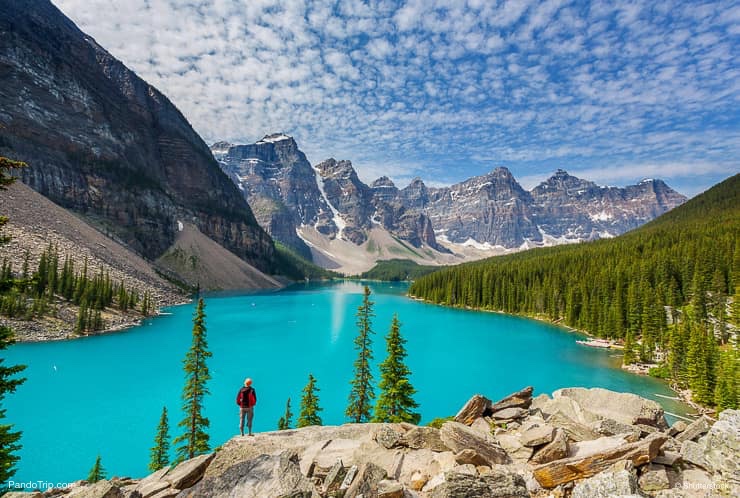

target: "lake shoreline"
[407,292,704,417]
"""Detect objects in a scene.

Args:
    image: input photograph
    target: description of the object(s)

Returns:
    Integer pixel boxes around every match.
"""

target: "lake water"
[4,280,689,485]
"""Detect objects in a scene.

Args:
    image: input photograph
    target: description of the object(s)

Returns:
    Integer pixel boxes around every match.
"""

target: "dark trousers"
[239,406,254,435]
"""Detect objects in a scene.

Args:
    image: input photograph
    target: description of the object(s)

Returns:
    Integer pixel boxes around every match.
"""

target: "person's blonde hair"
[244,378,252,386]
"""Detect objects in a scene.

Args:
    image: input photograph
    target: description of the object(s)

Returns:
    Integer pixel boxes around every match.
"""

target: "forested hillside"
[409,174,739,409]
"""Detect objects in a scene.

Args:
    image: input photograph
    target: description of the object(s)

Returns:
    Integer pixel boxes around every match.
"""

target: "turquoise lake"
[5,281,690,485]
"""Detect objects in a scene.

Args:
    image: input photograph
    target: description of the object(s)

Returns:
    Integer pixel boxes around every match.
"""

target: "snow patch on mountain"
[313,167,345,239]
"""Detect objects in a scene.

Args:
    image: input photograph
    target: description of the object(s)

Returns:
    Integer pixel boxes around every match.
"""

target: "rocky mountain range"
[212,136,686,272]
[0,0,275,283]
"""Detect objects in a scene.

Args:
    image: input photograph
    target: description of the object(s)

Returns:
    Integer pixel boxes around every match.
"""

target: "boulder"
[165,453,215,490]
[530,429,568,465]
[700,409,739,488]
[490,407,528,421]
[496,434,534,463]
[323,460,346,495]
[638,463,671,492]
[400,426,449,452]
[375,425,403,449]
[135,467,171,498]
[137,480,171,498]
[554,387,668,429]
[343,462,388,498]
[150,490,179,498]
[489,386,534,412]
[653,450,681,466]
[520,424,556,447]
[571,467,639,498]
[409,470,429,491]
[532,433,668,488]
[176,452,318,498]
[377,479,404,498]
[5,493,43,498]
[539,396,600,426]
[675,416,712,443]
[546,412,601,442]
[439,421,510,466]
[67,481,123,498]
[667,420,688,437]
[588,418,641,442]
[680,440,710,470]
[453,463,478,476]
[469,417,493,438]
[455,394,492,425]
[340,465,359,491]
[429,469,529,498]
[568,434,630,459]
[395,448,457,485]
[454,449,490,467]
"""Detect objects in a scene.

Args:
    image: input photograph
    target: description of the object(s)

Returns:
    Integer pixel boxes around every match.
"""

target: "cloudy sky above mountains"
[55,0,739,196]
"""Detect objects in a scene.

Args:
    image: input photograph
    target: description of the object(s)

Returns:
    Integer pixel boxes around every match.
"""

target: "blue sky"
[55,0,739,196]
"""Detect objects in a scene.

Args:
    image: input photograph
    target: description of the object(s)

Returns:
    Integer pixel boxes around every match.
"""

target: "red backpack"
[236,387,256,407]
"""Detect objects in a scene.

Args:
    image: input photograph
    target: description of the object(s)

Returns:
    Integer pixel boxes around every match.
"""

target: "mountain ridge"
[0,0,276,279]
[212,135,686,271]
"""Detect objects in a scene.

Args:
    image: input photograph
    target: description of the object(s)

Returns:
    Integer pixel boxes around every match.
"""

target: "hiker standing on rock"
[236,377,257,436]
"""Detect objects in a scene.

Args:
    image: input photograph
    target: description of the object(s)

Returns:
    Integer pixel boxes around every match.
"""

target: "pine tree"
[297,374,322,428]
[277,397,293,430]
[714,349,738,411]
[0,325,26,485]
[623,330,637,365]
[87,455,106,483]
[149,406,171,472]
[346,286,375,423]
[174,299,211,462]
[373,314,420,424]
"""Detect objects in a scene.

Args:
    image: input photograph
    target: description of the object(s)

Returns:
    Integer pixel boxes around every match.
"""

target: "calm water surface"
[5,281,689,484]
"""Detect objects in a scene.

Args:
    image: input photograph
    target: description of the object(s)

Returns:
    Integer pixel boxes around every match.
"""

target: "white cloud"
[52,0,739,194]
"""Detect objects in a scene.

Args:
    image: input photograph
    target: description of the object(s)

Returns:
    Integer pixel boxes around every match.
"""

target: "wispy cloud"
[54,0,740,192]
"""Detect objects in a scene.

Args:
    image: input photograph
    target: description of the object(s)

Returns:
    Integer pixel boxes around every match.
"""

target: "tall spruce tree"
[297,374,322,428]
[174,298,211,461]
[373,314,420,424]
[0,157,27,485]
[277,397,293,430]
[346,286,375,423]
[87,455,106,483]
[149,406,171,472]
[714,349,738,411]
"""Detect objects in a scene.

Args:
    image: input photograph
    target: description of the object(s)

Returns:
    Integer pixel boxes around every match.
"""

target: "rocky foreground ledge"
[13,387,738,498]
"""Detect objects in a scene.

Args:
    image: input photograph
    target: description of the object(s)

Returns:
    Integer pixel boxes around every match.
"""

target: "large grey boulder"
[520,424,556,447]
[530,429,568,465]
[680,440,711,470]
[546,412,601,442]
[571,467,640,498]
[489,386,534,413]
[700,409,739,490]
[555,387,668,429]
[67,481,123,498]
[400,426,449,452]
[429,469,528,497]
[177,452,318,498]
[532,433,667,488]
[165,453,215,490]
[675,416,712,443]
[343,461,388,498]
[439,422,510,466]
[638,463,672,492]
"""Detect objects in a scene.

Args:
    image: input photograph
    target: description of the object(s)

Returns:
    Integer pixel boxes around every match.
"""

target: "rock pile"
[16,387,738,498]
